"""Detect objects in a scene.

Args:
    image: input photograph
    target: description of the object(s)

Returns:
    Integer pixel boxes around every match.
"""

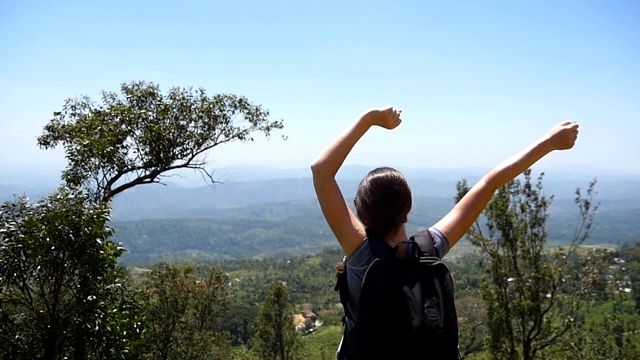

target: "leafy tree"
[2,80,288,358]
[455,296,489,359]
[0,81,287,359]
[565,312,640,360]
[253,282,302,360]
[616,242,640,314]
[456,170,606,360]
[37,81,286,203]
[0,190,143,360]
[229,346,261,360]
[221,299,260,345]
[141,262,232,360]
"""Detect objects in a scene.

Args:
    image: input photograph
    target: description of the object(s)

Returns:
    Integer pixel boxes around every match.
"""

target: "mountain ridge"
[2,165,637,265]
[2,165,638,222]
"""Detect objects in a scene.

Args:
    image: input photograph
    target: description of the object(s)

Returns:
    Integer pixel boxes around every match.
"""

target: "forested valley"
[111,194,640,265]
[123,238,640,359]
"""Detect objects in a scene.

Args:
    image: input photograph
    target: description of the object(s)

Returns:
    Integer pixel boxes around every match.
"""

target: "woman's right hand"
[361,106,403,130]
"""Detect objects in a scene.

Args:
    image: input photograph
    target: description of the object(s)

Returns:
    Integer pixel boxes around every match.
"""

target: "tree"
[0,190,143,360]
[566,312,640,360]
[221,298,260,345]
[253,282,301,360]
[0,81,285,359]
[617,242,640,314]
[141,262,232,360]
[456,170,606,360]
[37,81,286,203]
[455,296,489,359]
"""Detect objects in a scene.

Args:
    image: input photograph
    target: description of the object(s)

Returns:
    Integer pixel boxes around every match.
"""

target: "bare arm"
[311,106,402,256]
[435,121,580,248]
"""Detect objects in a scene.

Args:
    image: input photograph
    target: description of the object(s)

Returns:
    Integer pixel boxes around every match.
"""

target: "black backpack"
[335,230,460,360]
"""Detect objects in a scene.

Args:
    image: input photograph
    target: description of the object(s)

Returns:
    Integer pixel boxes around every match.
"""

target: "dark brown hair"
[354,167,412,239]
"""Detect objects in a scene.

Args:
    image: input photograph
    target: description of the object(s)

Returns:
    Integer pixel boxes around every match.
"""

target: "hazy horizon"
[2,162,638,190]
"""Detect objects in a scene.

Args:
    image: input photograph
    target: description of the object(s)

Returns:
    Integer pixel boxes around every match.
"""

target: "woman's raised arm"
[311,106,402,255]
[435,121,580,248]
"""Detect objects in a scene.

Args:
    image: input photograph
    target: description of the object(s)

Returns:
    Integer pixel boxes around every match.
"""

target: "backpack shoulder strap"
[410,229,438,258]
[335,234,404,321]
[334,258,355,321]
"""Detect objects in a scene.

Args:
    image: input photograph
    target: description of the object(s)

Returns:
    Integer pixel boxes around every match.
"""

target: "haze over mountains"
[2,165,639,221]
[2,165,638,264]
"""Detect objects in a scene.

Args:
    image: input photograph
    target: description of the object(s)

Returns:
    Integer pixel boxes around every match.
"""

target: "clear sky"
[1,0,639,184]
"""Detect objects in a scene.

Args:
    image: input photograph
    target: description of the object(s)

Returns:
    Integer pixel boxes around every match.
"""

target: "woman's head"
[354,167,412,239]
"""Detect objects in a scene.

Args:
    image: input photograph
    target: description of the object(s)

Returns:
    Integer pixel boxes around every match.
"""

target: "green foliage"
[299,325,344,360]
[560,312,640,360]
[37,81,286,203]
[253,282,302,360]
[113,216,336,265]
[114,241,640,359]
[216,247,343,346]
[222,297,260,346]
[229,346,261,360]
[456,171,607,360]
[140,262,233,360]
[615,242,640,315]
[0,189,143,360]
[223,249,343,307]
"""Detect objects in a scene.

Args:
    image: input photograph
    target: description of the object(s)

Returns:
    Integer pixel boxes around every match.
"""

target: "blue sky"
[1,0,639,185]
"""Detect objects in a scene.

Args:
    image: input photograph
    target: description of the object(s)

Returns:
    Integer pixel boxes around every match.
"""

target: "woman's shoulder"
[428,226,450,258]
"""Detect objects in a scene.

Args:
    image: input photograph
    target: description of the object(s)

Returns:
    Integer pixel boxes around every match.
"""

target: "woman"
[311,106,579,356]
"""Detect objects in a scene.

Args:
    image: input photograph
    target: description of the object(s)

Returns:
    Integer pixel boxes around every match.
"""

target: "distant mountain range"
[2,165,639,222]
[3,165,638,264]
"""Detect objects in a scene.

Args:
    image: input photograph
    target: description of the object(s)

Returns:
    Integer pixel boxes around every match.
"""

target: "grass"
[299,325,343,360]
